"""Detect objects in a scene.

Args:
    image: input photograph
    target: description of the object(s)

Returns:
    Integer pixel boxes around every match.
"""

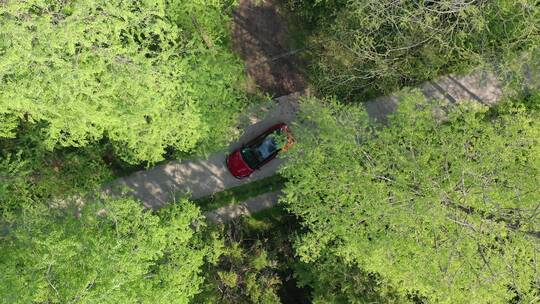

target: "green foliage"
[197,236,282,304]
[0,123,114,219]
[498,46,540,97]
[192,174,285,212]
[196,206,305,304]
[282,0,347,26]
[293,253,405,304]
[285,0,540,100]
[280,95,540,302]
[0,152,31,222]
[0,0,245,164]
[0,198,218,303]
[0,113,18,138]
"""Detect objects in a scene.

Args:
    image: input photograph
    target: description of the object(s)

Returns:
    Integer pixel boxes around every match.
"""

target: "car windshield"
[240,131,283,169]
[240,147,260,169]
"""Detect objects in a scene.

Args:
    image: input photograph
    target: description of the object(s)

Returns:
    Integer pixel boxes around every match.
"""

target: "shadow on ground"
[232,0,306,97]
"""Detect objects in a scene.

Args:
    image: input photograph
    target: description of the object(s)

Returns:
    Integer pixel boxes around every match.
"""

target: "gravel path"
[364,69,505,123]
[101,66,535,217]
[101,94,300,209]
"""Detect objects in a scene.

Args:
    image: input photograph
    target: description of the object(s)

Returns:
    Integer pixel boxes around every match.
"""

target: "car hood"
[227,150,255,178]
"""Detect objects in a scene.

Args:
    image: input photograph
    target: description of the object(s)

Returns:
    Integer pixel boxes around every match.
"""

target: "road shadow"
[363,69,504,123]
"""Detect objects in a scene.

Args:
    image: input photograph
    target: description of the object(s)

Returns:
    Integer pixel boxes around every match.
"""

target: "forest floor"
[232,0,306,97]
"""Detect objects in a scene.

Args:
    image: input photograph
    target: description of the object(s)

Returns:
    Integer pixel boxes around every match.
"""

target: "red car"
[226,123,294,179]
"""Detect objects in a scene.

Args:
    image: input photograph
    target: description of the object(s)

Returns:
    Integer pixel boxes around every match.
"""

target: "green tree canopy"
[197,239,283,304]
[280,94,540,302]
[0,198,220,303]
[285,0,540,100]
[0,0,245,164]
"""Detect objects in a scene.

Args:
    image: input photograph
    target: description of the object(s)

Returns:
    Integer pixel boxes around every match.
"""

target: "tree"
[284,0,540,101]
[0,123,115,220]
[279,94,540,302]
[0,198,220,303]
[197,240,282,304]
[195,216,289,304]
[293,253,405,304]
[0,0,246,164]
[0,151,30,218]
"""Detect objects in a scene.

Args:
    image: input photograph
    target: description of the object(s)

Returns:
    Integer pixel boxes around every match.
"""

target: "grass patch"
[194,174,286,212]
[240,204,290,233]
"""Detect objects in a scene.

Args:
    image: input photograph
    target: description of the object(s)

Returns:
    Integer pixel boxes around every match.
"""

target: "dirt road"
[102,70,513,216]
[102,94,299,209]
[232,0,306,97]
